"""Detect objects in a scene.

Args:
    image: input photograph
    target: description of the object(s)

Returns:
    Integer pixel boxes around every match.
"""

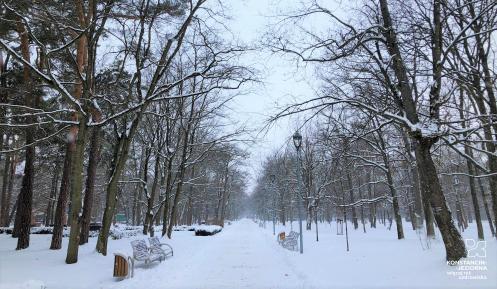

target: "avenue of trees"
[251,0,497,262]
[0,0,251,264]
[1,0,496,267]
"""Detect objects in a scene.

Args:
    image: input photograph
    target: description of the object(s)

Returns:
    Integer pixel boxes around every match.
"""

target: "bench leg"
[128,257,134,278]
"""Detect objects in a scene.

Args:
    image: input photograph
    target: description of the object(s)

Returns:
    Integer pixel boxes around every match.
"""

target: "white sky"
[225,0,318,193]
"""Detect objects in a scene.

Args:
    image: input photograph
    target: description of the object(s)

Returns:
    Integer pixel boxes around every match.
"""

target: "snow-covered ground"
[0,219,495,289]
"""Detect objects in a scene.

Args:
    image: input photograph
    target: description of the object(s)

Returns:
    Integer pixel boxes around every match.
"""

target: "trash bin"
[114,253,133,279]
[277,232,285,244]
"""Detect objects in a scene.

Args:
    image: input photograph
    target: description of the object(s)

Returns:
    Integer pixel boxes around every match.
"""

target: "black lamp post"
[293,131,304,254]
[270,174,276,235]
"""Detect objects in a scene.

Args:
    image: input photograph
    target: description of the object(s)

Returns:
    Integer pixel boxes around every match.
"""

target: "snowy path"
[115,219,309,289]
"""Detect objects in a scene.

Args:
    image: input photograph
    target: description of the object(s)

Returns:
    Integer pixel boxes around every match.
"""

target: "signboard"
[115,213,126,223]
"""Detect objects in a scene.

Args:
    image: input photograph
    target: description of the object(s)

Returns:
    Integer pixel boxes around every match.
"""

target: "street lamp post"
[293,131,304,254]
[270,174,276,236]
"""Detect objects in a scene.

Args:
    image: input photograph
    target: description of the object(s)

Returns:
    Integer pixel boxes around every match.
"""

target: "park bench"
[281,231,299,251]
[117,238,173,278]
[130,239,165,266]
[148,236,174,259]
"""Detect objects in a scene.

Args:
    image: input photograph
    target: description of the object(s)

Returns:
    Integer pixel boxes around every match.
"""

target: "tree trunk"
[457,89,484,239]
[219,163,229,227]
[50,145,72,249]
[79,121,102,244]
[306,204,312,230]
[408,204,416,230]
[315,208,319,241]
[346,173,358,230]
[215,186,222,222]
[280,191,286,226]
[415,142,467,261]
[0,50,4,164]
[0,119,6,219]
[166,146,189,238]
[65,0,92,262]
[138,147,151,232]
[15,136,35,250]
[186,195,193,226]
[0,143,12,226]
[96,129,137,255]
[13,17,37,250]
[477,177,495,236]
[185,166,196,226]
[7,196,18,229]
[387,170,404,239]
[465,158,484,240]
[161,156,173,236]
[65,118,88,264]
[359,183,366,233]
[135,195,142,225]
[220,184,231,227]
[367,171,376,228]
[376,126,404,239]
[400,129,424,230]
[422,194,436,237]
[144,152,160,236]
[132,188,139,226]
[4,154,16,227]
[45,161,61,226]
[411,163,425,230]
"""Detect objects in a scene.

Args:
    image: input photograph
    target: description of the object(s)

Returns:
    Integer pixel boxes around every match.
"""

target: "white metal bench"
[130,239,164,266]
[148,236,173,259]
[281,231,299,251]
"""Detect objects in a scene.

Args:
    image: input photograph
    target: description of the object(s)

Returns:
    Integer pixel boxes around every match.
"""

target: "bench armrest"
[160,243,173,252]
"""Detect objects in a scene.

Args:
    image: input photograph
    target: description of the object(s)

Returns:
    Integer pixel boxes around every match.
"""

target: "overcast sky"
[223,0,318,193]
